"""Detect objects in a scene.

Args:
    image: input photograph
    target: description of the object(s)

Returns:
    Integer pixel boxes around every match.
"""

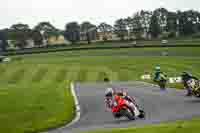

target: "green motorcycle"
[154,72,167,90]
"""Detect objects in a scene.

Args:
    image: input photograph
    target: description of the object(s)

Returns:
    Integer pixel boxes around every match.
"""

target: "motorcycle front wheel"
[122,109,135,120]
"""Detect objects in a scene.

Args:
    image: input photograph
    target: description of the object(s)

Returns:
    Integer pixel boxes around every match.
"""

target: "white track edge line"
[67,82,81,127]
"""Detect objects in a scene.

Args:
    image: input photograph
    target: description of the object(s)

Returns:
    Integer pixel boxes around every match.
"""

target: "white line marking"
[66,82,81,127]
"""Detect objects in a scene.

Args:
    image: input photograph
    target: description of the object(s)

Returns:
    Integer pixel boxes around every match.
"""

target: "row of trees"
[0,22,60,50]
[113,8,200,40]
[64,21,97,44]
[0,21,99,50]
[1,8,200,51]
[65,22,114,44]
[63,8,200,43]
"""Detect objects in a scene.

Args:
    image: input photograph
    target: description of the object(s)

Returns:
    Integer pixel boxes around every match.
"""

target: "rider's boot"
[186,87,193,96]
[160,87,166,91]
[160,81,167,91]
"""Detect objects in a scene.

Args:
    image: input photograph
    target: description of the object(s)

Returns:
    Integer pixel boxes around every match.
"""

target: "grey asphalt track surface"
[45,81,200,133]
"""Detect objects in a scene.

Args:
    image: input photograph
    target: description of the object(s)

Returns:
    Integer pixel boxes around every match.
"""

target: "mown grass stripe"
[54,68,68,83]
[0,65,6,76]
[86,71,99,82]
[0,65,18,82]
[8,68,26,84]
[32,67,48,82]
[20,65,38,84]
[118,69,131,81]
[66,67,80,82]
[40,66,63,85]
[77,69,88,82]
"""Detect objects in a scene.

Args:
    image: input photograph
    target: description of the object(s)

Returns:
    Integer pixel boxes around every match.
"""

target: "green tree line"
[1,8,200,51]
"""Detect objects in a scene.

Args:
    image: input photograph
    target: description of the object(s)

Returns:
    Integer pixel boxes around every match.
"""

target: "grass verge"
[0,63,75,133]
[86,118,200,133]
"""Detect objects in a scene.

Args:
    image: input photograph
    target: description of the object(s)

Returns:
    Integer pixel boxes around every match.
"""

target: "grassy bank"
[11,47,200,57]
[1,46,200,133]
[86,118,200,133]
[11,49,200,84]
[0,63,75,133]
[5,39,200,56]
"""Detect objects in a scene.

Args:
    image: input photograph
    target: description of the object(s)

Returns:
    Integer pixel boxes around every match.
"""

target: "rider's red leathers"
[111,95,136,114]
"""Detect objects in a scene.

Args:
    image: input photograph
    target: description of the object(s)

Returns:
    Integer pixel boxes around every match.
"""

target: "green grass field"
[86,118,200,133]
[0,63,75,133]
[1,46,200,133]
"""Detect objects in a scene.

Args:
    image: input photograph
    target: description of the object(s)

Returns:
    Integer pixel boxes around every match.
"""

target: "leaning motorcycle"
[111,101,145,120]
[187,79,200,97]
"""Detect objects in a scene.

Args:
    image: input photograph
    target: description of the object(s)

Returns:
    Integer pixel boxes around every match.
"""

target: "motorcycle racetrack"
[45,81,200,133]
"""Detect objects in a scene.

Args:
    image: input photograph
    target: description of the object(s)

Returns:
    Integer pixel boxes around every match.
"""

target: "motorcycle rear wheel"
[138,110,145,119]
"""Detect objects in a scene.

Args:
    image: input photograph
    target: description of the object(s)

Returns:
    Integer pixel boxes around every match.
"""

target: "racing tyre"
[138,110,145,119]
[124,109,135,120]
[113,112,121,119]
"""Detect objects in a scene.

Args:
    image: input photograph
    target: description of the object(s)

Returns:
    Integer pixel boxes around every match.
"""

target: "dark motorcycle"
[187,79,200,97]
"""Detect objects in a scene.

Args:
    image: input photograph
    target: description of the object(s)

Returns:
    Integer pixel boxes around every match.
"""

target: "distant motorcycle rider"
[153,66,167,90]
[181,72,199,96]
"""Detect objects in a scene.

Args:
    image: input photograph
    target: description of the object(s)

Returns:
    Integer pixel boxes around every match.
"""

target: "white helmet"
[105,88,113,96]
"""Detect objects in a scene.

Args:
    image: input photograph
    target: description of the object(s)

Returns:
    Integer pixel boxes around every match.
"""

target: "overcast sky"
[0,0,200,29]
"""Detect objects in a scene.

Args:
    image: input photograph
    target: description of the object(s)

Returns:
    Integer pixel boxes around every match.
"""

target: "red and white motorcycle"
[111,96,145,120]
